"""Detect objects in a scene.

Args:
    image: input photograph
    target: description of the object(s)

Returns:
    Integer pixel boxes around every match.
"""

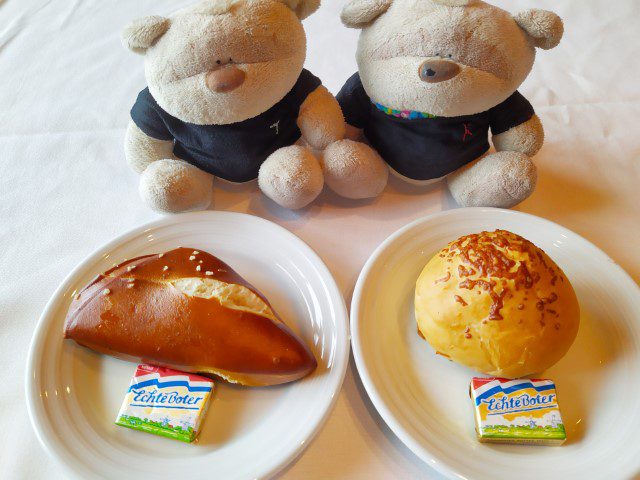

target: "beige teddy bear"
[123,0,388,213]
[339,0,564,208]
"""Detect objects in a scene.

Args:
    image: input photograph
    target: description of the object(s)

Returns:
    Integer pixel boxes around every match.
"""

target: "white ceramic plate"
[26,211,349,480]
[351,208,640,480]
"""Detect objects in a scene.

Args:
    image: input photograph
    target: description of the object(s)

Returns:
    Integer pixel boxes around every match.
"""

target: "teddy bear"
[122,0,388,213]
[338,0,564,208]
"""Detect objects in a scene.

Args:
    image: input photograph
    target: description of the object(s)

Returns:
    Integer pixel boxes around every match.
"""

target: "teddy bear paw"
[258,145,324,210]
[321,139,388,199]
[447,152,537,208]
[139,159,213,213]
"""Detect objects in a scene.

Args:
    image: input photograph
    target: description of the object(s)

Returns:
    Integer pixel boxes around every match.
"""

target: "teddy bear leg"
[320,139,388,199]
[258,145,324,209]
[447,151,537,208]
[139,159,214,213]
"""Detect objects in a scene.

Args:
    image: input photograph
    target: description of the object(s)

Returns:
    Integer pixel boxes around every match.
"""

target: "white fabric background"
[1,0,639,478]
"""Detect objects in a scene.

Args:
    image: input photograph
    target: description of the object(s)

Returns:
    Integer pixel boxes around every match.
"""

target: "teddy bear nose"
[206,64,246,93]
[418,59,460,83]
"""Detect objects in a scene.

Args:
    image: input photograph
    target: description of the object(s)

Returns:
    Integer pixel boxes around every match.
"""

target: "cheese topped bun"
[415,230,579,378]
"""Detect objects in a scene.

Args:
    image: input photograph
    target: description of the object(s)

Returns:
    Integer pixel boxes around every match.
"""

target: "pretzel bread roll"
[64,248,317,386]
[415,230,580,378]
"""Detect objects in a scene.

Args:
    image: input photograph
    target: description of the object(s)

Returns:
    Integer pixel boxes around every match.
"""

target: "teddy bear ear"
[122,15,170,54]
[280,0,321,20]
[340,0,393,29]
[514,9,564,50]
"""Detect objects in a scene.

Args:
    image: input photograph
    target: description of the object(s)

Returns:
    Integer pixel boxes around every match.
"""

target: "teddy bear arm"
[125,121,175,174]
[345,123,366,142]
[492,114,544,158]
[297,85,346,150]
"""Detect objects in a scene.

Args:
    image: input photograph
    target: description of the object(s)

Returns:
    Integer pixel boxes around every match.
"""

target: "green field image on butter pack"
[481,423,566,439]
[116,414,196,443]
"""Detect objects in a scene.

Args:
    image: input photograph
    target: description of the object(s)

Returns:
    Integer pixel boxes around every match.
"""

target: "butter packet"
[116,364,214,443]
[470,377,566,445]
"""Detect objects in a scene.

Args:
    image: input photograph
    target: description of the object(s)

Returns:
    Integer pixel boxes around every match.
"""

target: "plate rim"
[25,210,350,480]
[350,206,640,480]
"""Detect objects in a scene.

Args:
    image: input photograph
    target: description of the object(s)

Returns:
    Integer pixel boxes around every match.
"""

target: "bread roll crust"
[64,248,317,386]
[415,230,579,378]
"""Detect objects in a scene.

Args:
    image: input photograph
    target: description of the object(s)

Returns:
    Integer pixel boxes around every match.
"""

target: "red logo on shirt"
[462,123,473,142]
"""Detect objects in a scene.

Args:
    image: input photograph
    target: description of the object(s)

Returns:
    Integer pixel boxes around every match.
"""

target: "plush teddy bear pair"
[123,0,563,214]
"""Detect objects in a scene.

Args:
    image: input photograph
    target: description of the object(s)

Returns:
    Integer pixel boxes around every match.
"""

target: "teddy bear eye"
[448,54,452,58]
[229,58,233,63]
[216,60,221,65]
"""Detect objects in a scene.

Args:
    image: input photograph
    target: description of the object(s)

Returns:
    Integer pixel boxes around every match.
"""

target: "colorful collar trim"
[374,102,438,120]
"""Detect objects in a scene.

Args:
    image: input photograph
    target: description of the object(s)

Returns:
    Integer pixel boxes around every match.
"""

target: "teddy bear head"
[341,0,563,117]
[123,0,319,125]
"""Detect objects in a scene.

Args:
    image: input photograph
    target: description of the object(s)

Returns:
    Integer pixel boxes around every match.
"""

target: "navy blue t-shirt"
[131,69,322,182]
[337,73,535,180]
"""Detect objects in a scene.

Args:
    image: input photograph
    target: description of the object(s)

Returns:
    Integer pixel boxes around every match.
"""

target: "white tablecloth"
[1,0,639,478]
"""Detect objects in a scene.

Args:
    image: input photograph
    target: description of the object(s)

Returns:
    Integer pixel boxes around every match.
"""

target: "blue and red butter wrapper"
[470,377,566,445]
[115,364,214,443]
